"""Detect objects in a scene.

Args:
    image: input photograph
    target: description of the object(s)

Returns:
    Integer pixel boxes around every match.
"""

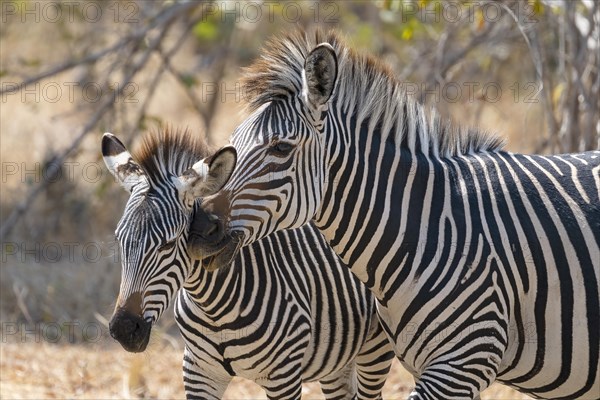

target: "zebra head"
[190,31,339,270]
[102,130,236,352]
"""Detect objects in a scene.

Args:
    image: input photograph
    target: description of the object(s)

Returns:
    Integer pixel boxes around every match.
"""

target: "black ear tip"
[316,42,335,51]
[101,132,126,156]
[218,145,237,158]
[224,145,237,160]
[311,43,336,59]
[209,145,237,168]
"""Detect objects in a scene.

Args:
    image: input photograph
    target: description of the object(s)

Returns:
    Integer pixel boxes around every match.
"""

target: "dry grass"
[0,339,532,400]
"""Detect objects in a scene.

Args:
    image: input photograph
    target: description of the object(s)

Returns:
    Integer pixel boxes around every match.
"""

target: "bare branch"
[158,23,237,144]
[0,2,199,96]
[0,3,191,240]
[130,18,201,146]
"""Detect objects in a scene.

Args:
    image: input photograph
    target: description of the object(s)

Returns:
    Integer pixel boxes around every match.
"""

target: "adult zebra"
[101,129,394,399]
[191,31,600,399]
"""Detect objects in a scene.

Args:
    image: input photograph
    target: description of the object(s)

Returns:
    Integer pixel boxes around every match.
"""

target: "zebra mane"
[243,29,504,157]
[132,127,211,186]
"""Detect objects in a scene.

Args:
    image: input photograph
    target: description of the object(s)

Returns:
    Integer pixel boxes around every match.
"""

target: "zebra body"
[368,151,600,399]
[179,221,393,399]
[101,130,393,400]
[194,31,600,399]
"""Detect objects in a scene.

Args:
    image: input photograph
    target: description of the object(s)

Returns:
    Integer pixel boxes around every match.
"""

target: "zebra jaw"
[199,242,238,271]
[190,233,243,271]
[202,253,220,271]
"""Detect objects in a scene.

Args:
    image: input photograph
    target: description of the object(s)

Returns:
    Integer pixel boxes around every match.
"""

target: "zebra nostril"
[200,219,221,241]
[205,222,218,237]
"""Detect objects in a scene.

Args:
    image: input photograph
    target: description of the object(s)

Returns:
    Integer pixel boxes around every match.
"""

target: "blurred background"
[1,0,598,398]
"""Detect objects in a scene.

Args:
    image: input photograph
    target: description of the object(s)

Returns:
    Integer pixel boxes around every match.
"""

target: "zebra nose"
[191,211,224,243]
[109,309,151,353]
[203,220,219,238]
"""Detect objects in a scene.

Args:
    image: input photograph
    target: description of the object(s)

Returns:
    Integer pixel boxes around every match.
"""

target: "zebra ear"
[175,145,237,204]
[102,133,148,193]
[302,43,338,109]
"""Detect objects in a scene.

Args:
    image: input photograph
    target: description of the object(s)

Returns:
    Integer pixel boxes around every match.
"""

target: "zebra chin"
[187,232,243,271]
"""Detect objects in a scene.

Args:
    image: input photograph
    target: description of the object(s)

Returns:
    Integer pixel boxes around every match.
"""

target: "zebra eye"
[269,141,294,156]
[158,240,176,252]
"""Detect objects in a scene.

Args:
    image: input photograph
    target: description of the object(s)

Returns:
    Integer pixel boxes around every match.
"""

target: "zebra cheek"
[187,236,204,260]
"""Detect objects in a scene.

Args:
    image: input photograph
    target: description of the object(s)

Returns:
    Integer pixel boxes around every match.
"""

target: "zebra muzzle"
[109,308,151,353]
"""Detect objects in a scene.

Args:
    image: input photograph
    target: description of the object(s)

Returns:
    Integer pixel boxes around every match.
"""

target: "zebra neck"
[314,122,474,299]
[182,260,242,313]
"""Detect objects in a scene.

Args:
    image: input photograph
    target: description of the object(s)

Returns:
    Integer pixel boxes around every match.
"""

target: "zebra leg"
[182,349,231,400]
[319,362,358,400]
[355,316,394,400]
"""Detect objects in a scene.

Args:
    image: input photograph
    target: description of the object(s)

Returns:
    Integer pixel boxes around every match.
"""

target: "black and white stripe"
[178,221,393,399]
[201,31,600,399]
[103,129,394,399]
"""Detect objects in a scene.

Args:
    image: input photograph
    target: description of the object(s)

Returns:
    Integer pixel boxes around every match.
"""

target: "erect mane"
[242,29,504,157]
[132,127,211,185]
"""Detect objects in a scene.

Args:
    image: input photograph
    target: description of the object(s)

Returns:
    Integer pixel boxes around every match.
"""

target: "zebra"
[101,129,394,400]
[190,30,600,400]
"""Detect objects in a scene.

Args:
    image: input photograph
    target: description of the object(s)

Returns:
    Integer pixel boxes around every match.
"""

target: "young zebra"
[102,129,393,400]
[191,31,600,399]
